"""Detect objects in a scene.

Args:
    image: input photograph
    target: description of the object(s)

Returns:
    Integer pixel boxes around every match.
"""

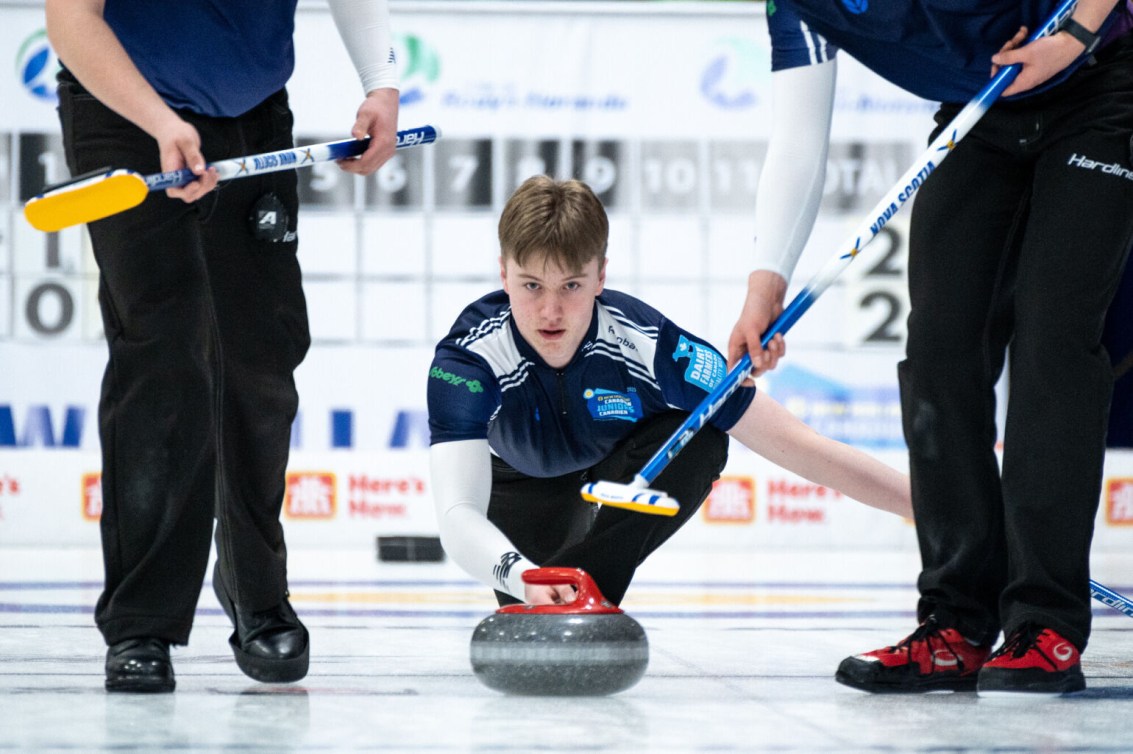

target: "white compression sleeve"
[429,440,537,601]
[327,0,399,94]
[751,60,837,280]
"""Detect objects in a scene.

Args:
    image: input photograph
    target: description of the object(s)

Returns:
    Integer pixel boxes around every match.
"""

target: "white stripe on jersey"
[588,304,661,390]
[799,20,829,65]
[460,309,533,392]
[458,308,511,348]
[584,342,658,388]
[603,304,659,337]
[455,298,669,394]
[497,360,534,393]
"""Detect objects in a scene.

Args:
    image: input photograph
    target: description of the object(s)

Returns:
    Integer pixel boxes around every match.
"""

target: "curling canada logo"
[584,388,642,423]
[17,30,59,104]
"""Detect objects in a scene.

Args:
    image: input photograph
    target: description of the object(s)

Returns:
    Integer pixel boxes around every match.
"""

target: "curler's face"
[501,252,606,369]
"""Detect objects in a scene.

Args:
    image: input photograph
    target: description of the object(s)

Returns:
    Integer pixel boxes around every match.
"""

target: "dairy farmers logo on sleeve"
[584,388,642,423]
[673,335,725,391]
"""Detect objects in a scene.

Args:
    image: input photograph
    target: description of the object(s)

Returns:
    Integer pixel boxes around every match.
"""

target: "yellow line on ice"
[292,591,495,605]
[624,593,861,606]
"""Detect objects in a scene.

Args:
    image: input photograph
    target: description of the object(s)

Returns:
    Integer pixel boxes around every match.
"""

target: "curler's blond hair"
[498,175,608,272]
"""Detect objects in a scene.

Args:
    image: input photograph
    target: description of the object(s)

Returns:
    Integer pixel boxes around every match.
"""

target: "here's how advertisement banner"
[1,3,1130,551]
[4,341,1132,551]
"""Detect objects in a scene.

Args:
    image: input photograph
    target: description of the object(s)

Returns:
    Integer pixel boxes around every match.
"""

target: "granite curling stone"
[470,567,649,696]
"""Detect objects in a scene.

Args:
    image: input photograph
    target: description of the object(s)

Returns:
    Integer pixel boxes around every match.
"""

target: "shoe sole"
[212,565,310,684]
[976,688,1080,699]
[977,670,1086,697]
[835,668,978,694]
[974,666,1087,693]
[228,638,310,683]
[105,677,175,693]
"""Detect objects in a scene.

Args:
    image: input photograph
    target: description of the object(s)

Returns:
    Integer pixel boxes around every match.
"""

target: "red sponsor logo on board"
[1106,478,1133,525]
[284,472,337,519]
[81,472,102,521]
[701,476,755,524]
[347,475,421,519]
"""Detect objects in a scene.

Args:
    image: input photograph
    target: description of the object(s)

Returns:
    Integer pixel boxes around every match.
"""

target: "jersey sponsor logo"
[493,551,523,587]
[430,366,485,394]
[583,388,642,423]
[673,335,725,391]
[1067,153,1133,182]
[283,472,337,519]
[605,325,637,351]
[1106,478,1133,525]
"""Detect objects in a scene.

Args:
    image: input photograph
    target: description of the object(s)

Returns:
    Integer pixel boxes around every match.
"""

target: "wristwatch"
[1061,17,1102,56]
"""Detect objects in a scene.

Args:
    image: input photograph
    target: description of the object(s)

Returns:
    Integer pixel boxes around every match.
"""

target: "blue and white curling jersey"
[427,289,755,478]
[769,0,1121,102]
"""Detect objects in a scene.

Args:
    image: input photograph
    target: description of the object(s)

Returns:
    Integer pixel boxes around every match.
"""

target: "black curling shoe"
[212,564,310,684]
[105,637,175,693]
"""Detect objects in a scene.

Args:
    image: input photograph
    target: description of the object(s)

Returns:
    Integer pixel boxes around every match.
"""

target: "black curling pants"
[486,410,730,606]
[58,72,307,646]
[904,37,1133,651]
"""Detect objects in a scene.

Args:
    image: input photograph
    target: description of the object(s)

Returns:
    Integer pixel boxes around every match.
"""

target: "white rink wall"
[1,1,1131,552]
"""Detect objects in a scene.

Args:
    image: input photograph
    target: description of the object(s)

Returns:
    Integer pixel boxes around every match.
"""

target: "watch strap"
[1061,17,1101,56]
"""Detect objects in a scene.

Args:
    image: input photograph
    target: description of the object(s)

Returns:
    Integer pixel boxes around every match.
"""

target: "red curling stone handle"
[497,567,623,615]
